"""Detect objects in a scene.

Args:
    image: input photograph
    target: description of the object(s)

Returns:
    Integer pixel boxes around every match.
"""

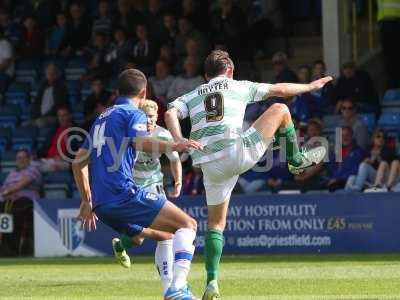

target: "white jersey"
[133,125,179,188]
[168,75,271,165]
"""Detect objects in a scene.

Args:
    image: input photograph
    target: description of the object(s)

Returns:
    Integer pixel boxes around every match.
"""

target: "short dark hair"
[16,148,31,158]
[204,50,234,78]
[117,69,147,97]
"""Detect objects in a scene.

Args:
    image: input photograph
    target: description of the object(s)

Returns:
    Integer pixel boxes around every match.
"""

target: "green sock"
[275,124,302,167]
[205,229,224,284]
[120,235,133,250]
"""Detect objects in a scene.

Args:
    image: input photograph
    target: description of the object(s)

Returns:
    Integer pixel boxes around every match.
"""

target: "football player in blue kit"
[72,69,202,300]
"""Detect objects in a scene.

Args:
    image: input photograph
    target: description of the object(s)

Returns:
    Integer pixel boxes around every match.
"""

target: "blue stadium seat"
[72,103,85,123]
[382,89,400,107]
[0,127,12,152]
[11,127,37,152]
[65,58,87,81]
[322,114,341,130]
[44,171,72,185]
[359,113,376,132]
[0,172,9,184]
[43,184,69,200]
[0,105,19,130]
[0,150,16,173]
[66,80,82,105]
[5,82,30,106]
[378,112,400,131]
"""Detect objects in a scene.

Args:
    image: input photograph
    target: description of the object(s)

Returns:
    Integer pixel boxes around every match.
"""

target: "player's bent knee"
[270,103,289,115]
[184,217,197,232]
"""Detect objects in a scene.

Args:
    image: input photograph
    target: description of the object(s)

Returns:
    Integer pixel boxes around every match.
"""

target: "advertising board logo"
[58,209,85,251]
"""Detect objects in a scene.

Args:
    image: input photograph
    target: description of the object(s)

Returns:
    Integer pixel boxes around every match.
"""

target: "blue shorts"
[94,190,166,237]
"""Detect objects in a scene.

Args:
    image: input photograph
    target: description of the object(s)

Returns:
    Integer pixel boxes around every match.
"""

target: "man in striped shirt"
[165,50,331,300]
[133,99,182,295]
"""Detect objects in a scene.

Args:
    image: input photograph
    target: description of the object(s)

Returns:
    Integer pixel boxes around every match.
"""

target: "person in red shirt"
[36,107,77,172]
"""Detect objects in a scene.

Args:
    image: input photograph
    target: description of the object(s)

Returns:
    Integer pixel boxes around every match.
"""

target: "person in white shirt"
[148,59,176,105]
[0,28,14,93]
[167,56,204,101]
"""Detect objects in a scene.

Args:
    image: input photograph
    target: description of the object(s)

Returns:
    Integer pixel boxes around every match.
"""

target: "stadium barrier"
[34,193,400,257]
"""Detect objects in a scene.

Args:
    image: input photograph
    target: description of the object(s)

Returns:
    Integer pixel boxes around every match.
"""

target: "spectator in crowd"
[326,127,365,192]
[345,129,396,191]
[337,98,369,150]
[114,0,138,36]
[294,119,327,191]
[181,0,207,32]
[146,0,164,38]
[93,0,112,35]
[373,159,400,192]
[289,65,315,126]
[131,23,157,74]
[0,9,22,47]
[83,78,111,120]
[160,12,178,47]
[29,63,69,128]
[175,37,203,73]
[82,31,111,81]
[149,59,175,105]
[182,166,204,195]
[81,102,107,133]
[106,27,131,75]
[175,17,207,60]
[312,60,335,112]
[210,0,247,59]
[159,43,176,67]
[272,51,298,83]
[0,27,14,93]
[36,107,77,172]
[61,2,92,57]
[21,16,44,59]
[0,149,42,256]
[45,12,68,56]
[167,56,204,101]
[334,62,378,112]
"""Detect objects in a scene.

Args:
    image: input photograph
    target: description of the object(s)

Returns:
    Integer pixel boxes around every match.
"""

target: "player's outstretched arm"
[72,148,97,231]
[133,137,202,154]
[268,76,333,98]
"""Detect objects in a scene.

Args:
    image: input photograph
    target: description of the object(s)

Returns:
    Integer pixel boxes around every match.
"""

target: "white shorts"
[200,127,270,206]
[143,182,166,197]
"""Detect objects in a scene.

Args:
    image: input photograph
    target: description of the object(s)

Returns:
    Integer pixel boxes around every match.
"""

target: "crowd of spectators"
[1,0,400,256]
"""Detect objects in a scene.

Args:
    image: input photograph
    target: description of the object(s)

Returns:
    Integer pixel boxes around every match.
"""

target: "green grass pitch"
[1,254,400,300]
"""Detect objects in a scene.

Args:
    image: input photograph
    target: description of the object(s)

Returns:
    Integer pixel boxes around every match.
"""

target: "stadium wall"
[34,193,400,257]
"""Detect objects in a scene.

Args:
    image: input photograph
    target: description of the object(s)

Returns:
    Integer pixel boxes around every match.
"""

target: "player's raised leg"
[251,102,326,175]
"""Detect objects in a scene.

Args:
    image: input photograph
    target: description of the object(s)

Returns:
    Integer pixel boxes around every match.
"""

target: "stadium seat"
[66,80,82,105]
[0,172,8,184]
[43,184,69,200]
[0,151,16,173]
[11,127,37,152]
[0,105,19,130]
[44,171,73,185]
[322,114,341,130]
[5,82,30,106]
[0,127,12,152]
[378,112,400,131]
[65,58,87,81]
[359,113,376,132]
[382,89,400,107]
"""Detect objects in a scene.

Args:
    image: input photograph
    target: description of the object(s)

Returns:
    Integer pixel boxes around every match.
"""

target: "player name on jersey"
[198,80,229,96]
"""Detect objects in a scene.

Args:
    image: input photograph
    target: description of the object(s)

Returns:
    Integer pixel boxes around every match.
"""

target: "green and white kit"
[133,125,179,196]
[169,75,272,205]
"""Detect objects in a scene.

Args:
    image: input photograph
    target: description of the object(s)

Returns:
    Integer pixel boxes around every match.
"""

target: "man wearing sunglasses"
[338,98,369,150]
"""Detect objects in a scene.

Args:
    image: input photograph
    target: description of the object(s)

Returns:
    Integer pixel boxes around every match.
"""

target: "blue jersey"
[82,97,148,208]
